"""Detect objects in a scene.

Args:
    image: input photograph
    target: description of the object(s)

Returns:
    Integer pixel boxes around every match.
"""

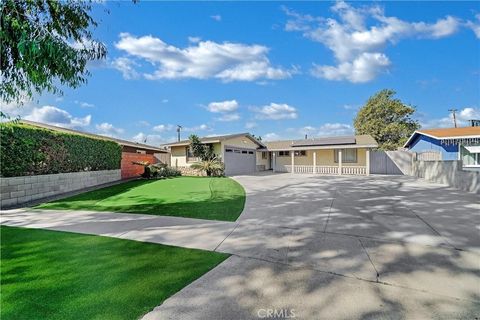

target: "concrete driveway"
[145,173,480,319]
[2,173,479,319]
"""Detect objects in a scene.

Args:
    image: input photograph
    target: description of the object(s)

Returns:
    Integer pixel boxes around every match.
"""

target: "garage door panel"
[224,147,256,176]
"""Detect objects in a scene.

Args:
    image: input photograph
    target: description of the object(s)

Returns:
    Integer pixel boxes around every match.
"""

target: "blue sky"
[3,1,480,145]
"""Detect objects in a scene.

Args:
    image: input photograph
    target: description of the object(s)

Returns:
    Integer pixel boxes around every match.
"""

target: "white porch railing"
[276,165,366,175]
[341,166,367,175]
[315,166,339,174]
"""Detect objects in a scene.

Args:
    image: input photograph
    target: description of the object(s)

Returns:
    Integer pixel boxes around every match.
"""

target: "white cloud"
[188,36,201,43]
[312,52,390,83]
[75,100,95,108]
[211,15,222,22]
[153,124,174,132]
[284,2,462,83]
[466,14,480,38]
[245,122,257,129]
[25,106,91,129]
[263,132,281,141]
[161,99,169,103]
[183,124,212,132]
[96,122,124,137]
[114,33,292,82]
[136,120,150,127]
[216,113,240,122]
[253,103,298,120]
[421,107,480,128]
[132,132,170,146]
[317,123,353,136]
[207,100,239,113]
[112,57,140,79]
[291,123,353,138]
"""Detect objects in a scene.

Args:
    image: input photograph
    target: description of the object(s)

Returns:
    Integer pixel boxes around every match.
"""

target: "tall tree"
[354,89,419,150]
[0,0,106,106]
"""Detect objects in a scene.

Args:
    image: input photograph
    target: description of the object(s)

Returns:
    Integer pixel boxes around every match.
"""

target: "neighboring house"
[164,133,266,176]
[165,133,378,176]
[20,120,169,179]
[404,126,480,169]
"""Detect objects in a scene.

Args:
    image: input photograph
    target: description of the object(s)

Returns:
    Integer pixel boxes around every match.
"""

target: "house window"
[334,149,357,163]
[248,151,254,154]
[278,151,290,157]
[461,145,480,166]
[242,150,248,154]
[294,150,306,157]
[225,149,233,152]
[234,149,241,153]
[262,152,267,159]
[136,150,146,154]
[186,147,199,162]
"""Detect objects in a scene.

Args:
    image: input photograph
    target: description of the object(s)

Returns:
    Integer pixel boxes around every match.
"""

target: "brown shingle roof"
[163,133,266,148]
[19,120,168,152]
[417,127,480,138]
[263,135,377,150]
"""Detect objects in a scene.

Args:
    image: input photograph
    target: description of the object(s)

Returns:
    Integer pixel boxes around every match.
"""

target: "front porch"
[271,148,371,176]
[278,164,368,175]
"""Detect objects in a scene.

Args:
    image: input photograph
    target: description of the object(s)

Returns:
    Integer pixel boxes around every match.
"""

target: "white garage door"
[224,146,256,176]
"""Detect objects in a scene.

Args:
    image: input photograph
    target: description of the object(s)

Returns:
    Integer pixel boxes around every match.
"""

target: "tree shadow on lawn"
[36,178,245,222]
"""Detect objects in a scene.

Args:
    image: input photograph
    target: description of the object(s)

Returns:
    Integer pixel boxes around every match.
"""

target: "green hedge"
[0,123,122,177]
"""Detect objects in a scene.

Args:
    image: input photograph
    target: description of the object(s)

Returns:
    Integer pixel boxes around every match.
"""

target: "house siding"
[171,143,223,167]
[274,148,367,166]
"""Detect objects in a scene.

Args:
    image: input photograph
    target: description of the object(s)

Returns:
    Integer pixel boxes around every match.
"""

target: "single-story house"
[404,126,480,169]
[164,133,266,176]
[164,133,378,176]
[258,135,378,175]
[20,120,169,179]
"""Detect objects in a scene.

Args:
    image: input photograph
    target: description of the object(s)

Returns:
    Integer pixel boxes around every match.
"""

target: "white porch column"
[366,149,370,176]
[313,151,317,174]
[291,151,295,174]
[272,152,276,173]
[338,149,343,175]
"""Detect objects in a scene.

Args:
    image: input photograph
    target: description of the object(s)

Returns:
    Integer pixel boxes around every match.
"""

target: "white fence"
[277,165,366,175]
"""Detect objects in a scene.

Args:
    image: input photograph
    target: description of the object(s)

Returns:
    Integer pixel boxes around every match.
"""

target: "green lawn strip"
[1,226,229,320]
[36,177,246,221]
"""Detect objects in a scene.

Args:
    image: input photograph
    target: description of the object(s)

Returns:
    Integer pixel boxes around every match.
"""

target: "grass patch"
[0,226,228,320]
[36,176,246,221]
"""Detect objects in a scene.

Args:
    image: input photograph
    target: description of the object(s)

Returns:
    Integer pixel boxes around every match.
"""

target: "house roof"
[404,126,480,148]
[263,135,378,151]
[163,133,266,148]
[18,120,168,153]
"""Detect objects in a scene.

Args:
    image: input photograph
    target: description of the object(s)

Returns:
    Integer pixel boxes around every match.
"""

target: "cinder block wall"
[0,169,121,208]
[413,160,479,194]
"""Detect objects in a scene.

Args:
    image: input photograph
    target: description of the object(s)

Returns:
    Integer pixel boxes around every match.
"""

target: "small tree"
[189,134,214,161]
[354,89,420,150]
[189,135,223,176]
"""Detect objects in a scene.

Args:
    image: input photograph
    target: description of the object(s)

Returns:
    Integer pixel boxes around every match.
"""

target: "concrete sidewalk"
[1,209,237,251]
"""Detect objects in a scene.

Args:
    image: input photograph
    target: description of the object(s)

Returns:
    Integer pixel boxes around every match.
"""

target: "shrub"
[0,123,122,177]
[132,161,181,179]
[191,158,225,177]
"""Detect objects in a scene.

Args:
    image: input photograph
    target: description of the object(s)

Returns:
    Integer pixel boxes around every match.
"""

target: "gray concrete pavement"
[147,173,480,319]
[1,173,479,319]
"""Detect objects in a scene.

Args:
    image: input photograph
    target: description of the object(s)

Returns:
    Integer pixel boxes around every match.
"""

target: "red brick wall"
[121,152,156,179]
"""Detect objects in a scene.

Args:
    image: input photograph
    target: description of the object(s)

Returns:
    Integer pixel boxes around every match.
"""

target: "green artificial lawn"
[0,226,228,320]
[36,177,246,221]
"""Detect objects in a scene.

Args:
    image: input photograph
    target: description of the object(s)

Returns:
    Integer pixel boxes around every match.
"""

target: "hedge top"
[0,122,122,177]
